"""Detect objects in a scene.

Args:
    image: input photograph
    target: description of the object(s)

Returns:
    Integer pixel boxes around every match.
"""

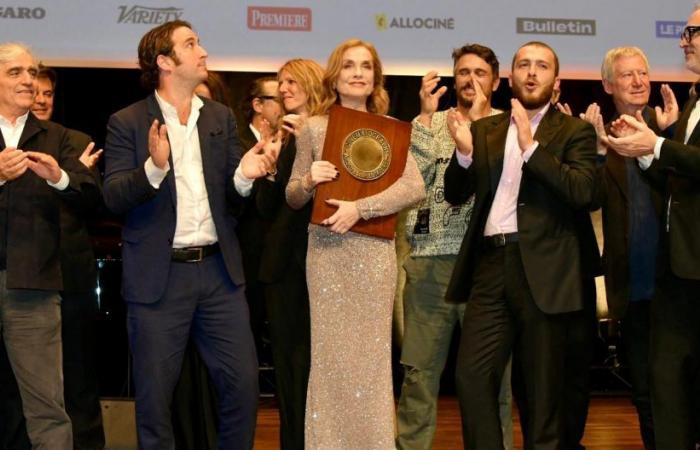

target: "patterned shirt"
[405,108,501,256]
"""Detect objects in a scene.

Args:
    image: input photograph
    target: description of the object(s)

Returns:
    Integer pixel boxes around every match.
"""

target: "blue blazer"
[103,94,246,304]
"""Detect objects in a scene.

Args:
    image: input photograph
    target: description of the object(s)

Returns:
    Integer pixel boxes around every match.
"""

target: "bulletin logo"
[656,21,685,38]
[516,17,596,35]
[0,6,46,19]
[117,5,184,24]
[247,6,312,31]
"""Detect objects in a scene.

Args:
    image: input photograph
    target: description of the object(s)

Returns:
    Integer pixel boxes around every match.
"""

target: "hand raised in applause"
[446,108,473,157]
[79,142,103,169]
[0,147,28,181]
[555,102,573,116]
[25,151,62,183]
[607,110,658,157]
[281,113,307,137]
[655,83,679,131]
[510,99,535,152]
[467,79,490,121]
[579,103,609,155]
[148,119,170,169]
[240,120,282,179]
[417,71,448,127]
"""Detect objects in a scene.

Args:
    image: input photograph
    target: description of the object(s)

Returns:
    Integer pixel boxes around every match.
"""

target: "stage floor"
[254,396,644,449]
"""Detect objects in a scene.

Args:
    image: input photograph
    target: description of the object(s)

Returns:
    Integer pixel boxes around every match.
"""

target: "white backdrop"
[1,1,694,80]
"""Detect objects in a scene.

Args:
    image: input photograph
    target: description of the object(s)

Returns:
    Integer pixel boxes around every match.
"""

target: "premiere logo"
[375,13,455,31]
[516,17,596,35]
[0,6,46,19]
[656,21,685,38]
[117,5,184,24]
[247,6,311,31]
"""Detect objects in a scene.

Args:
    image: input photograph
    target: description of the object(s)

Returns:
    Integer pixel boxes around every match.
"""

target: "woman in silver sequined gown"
[285,39,425,450]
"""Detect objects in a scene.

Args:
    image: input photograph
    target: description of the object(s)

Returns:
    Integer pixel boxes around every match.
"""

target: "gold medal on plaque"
[341,128,391,181]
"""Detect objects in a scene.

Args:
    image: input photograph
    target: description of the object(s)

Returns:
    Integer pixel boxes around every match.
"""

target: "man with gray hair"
[0,42,98,449]
[605,5,700,447]
[577,46,677,450]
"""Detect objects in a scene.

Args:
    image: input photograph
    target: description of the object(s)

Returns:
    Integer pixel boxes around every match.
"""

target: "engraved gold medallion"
[341,128,391,181]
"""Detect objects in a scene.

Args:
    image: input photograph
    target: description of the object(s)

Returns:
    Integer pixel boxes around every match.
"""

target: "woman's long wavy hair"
[277,58,325,116]
[318,39,389,115]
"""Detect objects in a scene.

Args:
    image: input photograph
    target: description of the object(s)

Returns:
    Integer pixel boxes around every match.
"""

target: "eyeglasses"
[258,95,280,102]
[682,25,700,42]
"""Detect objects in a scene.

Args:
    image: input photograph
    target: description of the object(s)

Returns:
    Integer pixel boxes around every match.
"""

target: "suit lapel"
[674,93,697,143]
[147,94,177,206]
[197,100,222,196]
[485,115,509,194]
[17,113,45,149]
[532,106,561,150]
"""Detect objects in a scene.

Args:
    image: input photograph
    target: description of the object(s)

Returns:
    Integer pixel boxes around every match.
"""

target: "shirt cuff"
[638,137,664,170]
[145,157,169,188]
[234,166,254,197]
[455,149,473,168]
[653,137,664,160]
[521,141,539,162]
[47,169,69,190]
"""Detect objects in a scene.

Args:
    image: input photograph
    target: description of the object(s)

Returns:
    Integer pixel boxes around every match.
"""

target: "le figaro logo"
[0,6,46,19]
[656,21,685,39]
[117,5,184,24]
[247,6,312,31]
[375,13,454,31]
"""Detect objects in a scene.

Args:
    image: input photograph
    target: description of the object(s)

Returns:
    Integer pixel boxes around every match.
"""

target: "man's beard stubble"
[511,79,554,110]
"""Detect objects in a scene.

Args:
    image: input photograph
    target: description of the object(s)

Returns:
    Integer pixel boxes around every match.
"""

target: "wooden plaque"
[311,105,412,239]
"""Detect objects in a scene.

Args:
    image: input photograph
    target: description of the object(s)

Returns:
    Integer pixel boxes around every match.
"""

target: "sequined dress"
[286,115,425,450]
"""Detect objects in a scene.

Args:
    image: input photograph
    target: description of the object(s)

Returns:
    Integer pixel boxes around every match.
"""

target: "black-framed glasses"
[258,95,280,102]
[682,25,700,42]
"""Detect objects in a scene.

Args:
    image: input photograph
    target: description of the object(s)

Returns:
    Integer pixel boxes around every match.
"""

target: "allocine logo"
[247,6,311,31]
[117,5,184,24]
[375,13,454,31]
[0,6,46,19]
[516,17,595,36]
[656,21,685,38]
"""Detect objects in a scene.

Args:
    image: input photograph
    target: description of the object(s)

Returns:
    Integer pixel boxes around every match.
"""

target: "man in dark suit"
[103,20,277,449]
[606,9,700,448]
[0,65,106,450]
[236,76,281,364]
[0,42,98,449]
[444,41,597,450]
[579,47,678,450]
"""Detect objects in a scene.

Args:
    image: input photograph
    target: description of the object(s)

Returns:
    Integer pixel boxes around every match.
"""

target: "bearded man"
[444,41,597,450]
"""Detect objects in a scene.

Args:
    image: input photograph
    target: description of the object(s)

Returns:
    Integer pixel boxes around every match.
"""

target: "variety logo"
[247,6,311,31]
[656,21,685,38]
[375,13,455,31]
[117,5,184,24]
[516,17,595,36]
[0,6,46,19]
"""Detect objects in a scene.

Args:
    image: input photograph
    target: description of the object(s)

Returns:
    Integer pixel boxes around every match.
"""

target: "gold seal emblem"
[341,128,391,181]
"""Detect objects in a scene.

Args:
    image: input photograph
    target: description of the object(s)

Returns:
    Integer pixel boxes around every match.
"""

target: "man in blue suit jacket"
[103,20,277,450]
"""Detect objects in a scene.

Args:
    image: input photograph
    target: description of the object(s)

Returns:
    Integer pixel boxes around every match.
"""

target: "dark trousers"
[455,243,567,450]
[650,274,700,450]
[171,338,219,450]
[562,278,597,450]
[127,253,258,450]
[621,301,654,450]
[61,291,105,450]
[263,262,311,450]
